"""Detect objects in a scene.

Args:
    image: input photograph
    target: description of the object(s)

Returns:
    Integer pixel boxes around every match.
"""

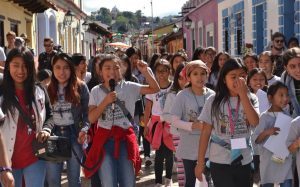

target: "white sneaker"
[154,183,163,187]
[145,156,153,167]
[165,178,172,187]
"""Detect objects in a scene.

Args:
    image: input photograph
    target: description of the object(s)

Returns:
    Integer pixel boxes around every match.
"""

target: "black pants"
[139,126,151,157]
[210,162,252,187]
[154,142,173,184]
[182,159,197,187]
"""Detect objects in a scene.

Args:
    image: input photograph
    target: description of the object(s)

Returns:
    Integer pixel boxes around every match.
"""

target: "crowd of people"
[0,30,299,187]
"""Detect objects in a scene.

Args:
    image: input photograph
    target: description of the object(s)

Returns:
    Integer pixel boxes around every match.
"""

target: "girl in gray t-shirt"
[195,58,260,187]
[253,82,293,186]
[171,60,214,186]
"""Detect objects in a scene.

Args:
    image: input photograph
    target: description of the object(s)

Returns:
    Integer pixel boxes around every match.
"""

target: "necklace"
[191,88,206,113]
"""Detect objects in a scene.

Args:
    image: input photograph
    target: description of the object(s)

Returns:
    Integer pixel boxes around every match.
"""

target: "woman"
[0,48,53,187]
[46,53,90,187]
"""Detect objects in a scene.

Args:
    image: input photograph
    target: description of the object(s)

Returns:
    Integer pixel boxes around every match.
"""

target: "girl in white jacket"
[0,48,53,187]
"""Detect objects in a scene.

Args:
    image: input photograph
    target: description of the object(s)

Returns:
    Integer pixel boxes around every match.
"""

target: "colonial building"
[36,0,87,55]
[182,0,218,59]
[218,0,297,56]
[0,0,56,49]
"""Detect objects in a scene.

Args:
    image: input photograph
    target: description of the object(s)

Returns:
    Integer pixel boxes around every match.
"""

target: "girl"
[0,117,14,187]
[87,54,103,90]
[120,54,151,167]
[85,54,159,187]
[259,51,281,85]
[207,51,230,89]
[46,53,90,187]
[171,60,215,187]
[0,48,53,187]
[243,53,258,72]
[162,63,187,187]
[170,52,187,76]
[195,58,259,187]
[247,68,268,94]
[144,59,174,187]
[192,47,205,61]
[253,81,292,187]
[247,68,269,185]
[281,47,300,117]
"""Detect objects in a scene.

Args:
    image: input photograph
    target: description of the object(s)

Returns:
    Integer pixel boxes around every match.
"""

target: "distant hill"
[90,7,178,34]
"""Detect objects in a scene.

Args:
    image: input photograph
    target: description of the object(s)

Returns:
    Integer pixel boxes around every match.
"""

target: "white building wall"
[244,0,253,44]
[267,0,279,44]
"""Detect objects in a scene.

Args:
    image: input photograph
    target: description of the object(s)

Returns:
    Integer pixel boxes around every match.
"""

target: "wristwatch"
[0,167,12,173]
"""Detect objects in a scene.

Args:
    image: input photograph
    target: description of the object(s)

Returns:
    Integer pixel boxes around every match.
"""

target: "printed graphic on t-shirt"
[155,91,168,110]
[218,109,249,137]
[53,102,74,126]
[188,108,202,122]
[100,100,130,128]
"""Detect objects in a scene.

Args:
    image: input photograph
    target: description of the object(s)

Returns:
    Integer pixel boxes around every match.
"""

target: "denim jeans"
[262,179,293,187]
[13,160,46,187]
[46,126,82,187]
[98,138,135,187]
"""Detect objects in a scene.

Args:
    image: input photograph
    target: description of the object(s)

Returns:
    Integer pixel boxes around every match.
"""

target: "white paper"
[231,138,247,149]
[195,174,208,187]
[256,89,270,113]
[263,112,293,159]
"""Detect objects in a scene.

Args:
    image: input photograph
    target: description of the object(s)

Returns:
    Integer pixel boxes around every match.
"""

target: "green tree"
[95,7,112,25]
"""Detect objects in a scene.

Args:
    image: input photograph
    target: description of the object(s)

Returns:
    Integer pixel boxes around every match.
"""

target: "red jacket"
[83,126,141,178]
[146,115,175,151]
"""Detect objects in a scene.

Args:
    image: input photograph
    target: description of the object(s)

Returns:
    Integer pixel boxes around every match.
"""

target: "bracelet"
[0,167,12,173]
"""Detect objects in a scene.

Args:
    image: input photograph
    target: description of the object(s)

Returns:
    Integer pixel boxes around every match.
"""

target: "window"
[199,27,203,47]
[192,28,195,52]
[224,17,229,52]
[236,12,242,55]
[10,22,18,36]
[206,23,214,47]
[207,30,214,47]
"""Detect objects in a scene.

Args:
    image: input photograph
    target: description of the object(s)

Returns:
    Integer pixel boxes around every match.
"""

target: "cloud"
[83,0,185,17]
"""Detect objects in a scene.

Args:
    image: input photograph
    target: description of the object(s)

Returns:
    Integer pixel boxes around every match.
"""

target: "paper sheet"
[263,112,293,159]
[256,89,270,113]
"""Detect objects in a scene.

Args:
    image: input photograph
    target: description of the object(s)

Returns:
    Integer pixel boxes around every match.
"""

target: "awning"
[8,0,57,13]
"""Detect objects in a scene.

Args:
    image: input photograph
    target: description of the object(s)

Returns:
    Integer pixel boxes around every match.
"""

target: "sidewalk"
[61,152,179,187]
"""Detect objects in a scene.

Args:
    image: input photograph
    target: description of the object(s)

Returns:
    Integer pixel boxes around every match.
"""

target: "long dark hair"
[211,58,244,121]
[48,53,81,105]
[192,47,205,60]
[246,68,268,93]
[170,63,185,93]
[121,54,134,81]
[2,48,37,116]
[149,53,161,72]
[87,54,103,90]
[170,52,187,75]
[210,52,230,75]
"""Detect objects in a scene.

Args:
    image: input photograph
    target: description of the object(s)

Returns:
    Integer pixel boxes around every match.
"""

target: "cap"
[185,60,209,79]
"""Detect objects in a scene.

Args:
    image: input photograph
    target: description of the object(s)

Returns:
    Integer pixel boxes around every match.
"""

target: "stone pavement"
[61,152,179,187]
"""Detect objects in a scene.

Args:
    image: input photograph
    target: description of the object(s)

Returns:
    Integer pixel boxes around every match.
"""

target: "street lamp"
[184,16,192,29]
[82,20,89,32]
[64,10,75,27]
[173,24,179,33]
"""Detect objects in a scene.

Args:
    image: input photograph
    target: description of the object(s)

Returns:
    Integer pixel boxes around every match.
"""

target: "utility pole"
[151,0,154,54]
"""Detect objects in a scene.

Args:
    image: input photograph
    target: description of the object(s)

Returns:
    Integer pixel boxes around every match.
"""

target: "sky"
[83,0,187,17]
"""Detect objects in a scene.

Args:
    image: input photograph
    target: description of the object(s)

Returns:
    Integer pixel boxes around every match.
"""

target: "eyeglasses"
[275,40,284,43]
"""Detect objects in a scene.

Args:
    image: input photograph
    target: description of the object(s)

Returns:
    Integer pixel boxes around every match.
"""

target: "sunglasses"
[275,40,284,43]
[44,44,52,47]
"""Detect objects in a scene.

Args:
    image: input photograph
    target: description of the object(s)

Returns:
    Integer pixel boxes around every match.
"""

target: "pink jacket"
[146,115,175,151]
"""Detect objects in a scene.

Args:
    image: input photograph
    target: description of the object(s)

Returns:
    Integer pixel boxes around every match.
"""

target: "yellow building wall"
[0,1,34,47]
